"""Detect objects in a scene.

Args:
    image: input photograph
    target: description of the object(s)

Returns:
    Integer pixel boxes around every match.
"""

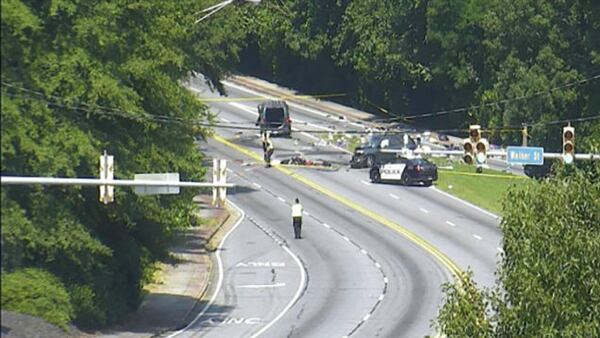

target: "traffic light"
[475,138,488,165]
[99,151,114,204]
[463,138,474,164]
[562,125,575,164]
[463,125,481,165]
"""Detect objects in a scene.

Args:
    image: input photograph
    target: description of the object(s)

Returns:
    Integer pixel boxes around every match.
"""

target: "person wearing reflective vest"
[291,198,303,239]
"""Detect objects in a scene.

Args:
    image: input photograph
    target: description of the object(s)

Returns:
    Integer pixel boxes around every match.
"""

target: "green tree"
[435,164,600,337]
[1,268,74,329]
[2,0,247,328]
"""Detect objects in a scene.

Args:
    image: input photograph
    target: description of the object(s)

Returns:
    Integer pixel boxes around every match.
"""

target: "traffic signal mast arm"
[0,176,235,188]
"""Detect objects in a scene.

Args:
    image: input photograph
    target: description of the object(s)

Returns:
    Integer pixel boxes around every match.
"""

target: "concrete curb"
[174,201,242,331]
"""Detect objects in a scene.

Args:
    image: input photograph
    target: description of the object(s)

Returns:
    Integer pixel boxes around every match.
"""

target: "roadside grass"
[429,157,525,214]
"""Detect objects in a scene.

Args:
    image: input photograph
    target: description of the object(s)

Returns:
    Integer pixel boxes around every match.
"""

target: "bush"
[70,284,106,328]
[1,268,74,329]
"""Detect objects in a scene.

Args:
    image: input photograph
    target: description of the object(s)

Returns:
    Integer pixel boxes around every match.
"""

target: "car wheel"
[423,180,433,187]
[366,155,375,168]
[370,168,381,183]
[401,173,410,186]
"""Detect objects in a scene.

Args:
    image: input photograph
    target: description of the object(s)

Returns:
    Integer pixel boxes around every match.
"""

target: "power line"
[371,74,600,123]
[3,81,598,137]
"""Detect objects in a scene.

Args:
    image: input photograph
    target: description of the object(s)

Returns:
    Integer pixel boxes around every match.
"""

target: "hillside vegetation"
[1,0,247,328]
[240,0,599,151]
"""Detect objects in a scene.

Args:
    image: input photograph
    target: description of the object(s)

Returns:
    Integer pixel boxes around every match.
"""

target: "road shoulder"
[95,196,242,338]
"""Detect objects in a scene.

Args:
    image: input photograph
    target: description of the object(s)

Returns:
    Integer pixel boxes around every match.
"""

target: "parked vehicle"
[256,100,292,137]
[350,134,417,168]
[369,155,438,186]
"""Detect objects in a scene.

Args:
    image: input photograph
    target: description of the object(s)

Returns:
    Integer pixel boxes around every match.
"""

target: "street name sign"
[506,146,544,165]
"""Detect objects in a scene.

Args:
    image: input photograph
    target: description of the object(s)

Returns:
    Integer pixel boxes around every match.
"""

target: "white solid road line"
[389,193,400,200]
[446,220,456,227]
[472,234,483,240]
[238,283,286,289]
[429,186,500,219]
[228,101,258,116]
[222,80,330,118]
[166,200,246,338]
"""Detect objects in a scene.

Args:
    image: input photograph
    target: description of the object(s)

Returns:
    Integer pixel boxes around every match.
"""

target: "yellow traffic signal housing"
[469,125,481,143]
[475,138,489,164]
[463,138,474,164]
[562,126,575,164]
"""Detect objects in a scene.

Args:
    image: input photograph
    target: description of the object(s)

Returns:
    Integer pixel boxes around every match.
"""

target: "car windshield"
[410,159,432,165]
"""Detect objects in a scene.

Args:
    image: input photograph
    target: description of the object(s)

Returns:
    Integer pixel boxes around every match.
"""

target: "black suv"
[350,134,417,168]
[256,100,292,137]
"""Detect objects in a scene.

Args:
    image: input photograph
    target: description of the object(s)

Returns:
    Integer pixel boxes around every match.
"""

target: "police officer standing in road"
[291,198,303,239]
[264,133,274,167]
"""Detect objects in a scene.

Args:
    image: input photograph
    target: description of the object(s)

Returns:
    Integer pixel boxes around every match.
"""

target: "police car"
[369,154,438,186]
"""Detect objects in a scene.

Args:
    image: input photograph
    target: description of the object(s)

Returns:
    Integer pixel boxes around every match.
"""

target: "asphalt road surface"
[168,78,503,337]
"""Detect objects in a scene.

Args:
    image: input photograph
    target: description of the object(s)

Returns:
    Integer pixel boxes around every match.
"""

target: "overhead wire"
[2,81,598,137]
[370,74,600,123]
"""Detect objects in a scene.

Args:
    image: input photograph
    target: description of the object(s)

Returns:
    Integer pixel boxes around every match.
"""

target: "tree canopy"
[240,0,600,151]
[1,0,247,327]
[435,163,600,337]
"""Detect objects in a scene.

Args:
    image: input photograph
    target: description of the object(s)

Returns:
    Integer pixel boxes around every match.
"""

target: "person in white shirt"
[291,198,303,239]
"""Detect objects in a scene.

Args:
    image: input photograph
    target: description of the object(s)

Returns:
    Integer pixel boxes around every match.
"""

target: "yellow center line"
[213,135,463,279]
[439,170,526,179]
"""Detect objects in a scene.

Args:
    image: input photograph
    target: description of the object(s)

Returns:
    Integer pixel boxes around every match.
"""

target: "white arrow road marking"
[238,283,286,289]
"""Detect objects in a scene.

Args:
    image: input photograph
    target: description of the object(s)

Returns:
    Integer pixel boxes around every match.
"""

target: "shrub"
[1,268,74,329]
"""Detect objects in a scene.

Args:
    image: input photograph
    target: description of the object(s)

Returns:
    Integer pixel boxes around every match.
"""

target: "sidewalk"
[97,196,239,338]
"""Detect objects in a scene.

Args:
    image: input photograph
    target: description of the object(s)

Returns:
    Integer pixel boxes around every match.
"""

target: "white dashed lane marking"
[389,193,399,200]
[419,208,430,214]
[363,314,371,321]
[343,236,350,242]
[445,221,456,227]
[277,196,286,203]
[473,234,483,240]
[378,294,384,301]
[322,223,331,229]
[361,180,372,186]
[220,117,231,123]
[360,249,368,255]
[253,183,261,189]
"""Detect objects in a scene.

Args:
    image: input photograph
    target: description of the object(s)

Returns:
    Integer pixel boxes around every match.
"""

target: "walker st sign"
[506,146,544,165]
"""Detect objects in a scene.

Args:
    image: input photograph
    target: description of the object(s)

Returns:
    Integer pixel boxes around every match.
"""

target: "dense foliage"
[240,0,600,150]
[435,163,600,337]
[1,268,74,329]
[1,0,246,328]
